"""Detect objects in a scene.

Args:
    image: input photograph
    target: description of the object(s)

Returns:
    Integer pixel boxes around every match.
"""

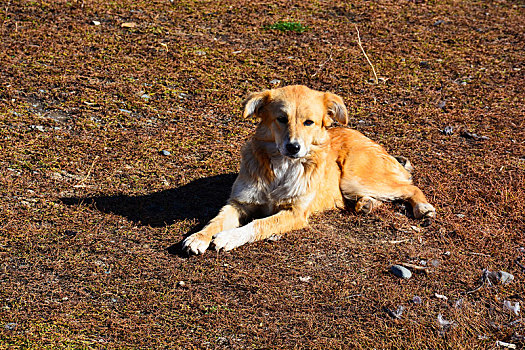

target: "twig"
[354,24,379,84]
[380,239,409,244]
[311,52,333,78]
[399,262,430,272]
[468,251,491,257]
[74,156,99,187]
[464,269,490,295]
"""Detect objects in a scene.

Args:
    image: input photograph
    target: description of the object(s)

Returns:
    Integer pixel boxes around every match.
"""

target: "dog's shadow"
[60,173,237,257]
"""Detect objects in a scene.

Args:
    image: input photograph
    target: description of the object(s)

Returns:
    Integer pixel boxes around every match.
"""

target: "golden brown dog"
[182,85,435,254]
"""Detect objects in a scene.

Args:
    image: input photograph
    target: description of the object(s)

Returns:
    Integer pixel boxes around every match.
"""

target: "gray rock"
[430,259,440,267]
[159,150,171,156]
[385,305,405,319]
[442,125,453,135]
[30,125,45,132]
[487,270,514,284]
[391,265,412,279]
[498,271,514,284]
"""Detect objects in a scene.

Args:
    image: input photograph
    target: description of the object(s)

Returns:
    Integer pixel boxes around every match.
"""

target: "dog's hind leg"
[212,209,307,252]
[182,203,245,255]
[341,181,435,219]
[400,185,436,219]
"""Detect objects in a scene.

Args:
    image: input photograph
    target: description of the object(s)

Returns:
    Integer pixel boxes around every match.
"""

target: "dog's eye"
[304,120,314,126]
[276,116,288,124]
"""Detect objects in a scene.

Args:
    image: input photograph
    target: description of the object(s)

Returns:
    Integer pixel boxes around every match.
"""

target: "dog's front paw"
[413,203,436,219]
[212,224,255,252]
[182,234,211,255]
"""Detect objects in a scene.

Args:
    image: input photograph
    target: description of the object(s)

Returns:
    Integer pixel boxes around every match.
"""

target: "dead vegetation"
[1,0,524,348]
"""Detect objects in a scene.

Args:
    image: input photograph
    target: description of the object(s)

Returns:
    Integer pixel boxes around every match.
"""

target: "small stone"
[430,259,440,267]
[159,150,171,156]
[195,50,206,56]
[498,271,514,284]
[299,276,311,282]
[177,281,186,288]
[456,214,465,218]
[270,79,281,86]
[92,20,101,26]
[140,94,150,100]
[412,296,422,304]
[119,109,132,114]
[441,125,454,135]
[385,305,405,319]
[390,265,412,279]
[419,61,430,68]
[503,300,520,316]
[437,313,455,329]
[30,125,45,132]
[433,20,445,26]
[435,293,448,301]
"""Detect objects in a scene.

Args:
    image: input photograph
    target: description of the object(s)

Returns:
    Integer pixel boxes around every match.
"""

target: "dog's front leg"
[212,209,307,252]
[182,204,244,255]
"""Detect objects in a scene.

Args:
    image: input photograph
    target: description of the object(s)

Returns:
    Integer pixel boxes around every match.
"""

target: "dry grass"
[1,0,524,348]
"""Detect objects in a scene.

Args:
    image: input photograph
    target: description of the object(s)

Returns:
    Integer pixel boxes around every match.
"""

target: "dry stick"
[311,52,333,78]
[75,156,99,187]
[354,24,379,84]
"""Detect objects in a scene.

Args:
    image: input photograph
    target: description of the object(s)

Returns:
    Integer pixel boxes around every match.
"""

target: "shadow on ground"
[60,173,237,254]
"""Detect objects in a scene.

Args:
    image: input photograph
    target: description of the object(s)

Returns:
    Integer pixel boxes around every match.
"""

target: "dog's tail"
[394,156,414,173]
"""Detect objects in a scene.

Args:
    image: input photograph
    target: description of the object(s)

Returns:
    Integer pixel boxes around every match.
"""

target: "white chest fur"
[230,154,311,207]
[268,156,307,200]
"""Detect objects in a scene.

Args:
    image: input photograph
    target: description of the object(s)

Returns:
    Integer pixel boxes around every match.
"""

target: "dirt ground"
[1,0,524,348]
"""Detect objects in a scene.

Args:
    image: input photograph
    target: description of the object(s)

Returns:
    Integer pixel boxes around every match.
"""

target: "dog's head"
[243,85,348,158]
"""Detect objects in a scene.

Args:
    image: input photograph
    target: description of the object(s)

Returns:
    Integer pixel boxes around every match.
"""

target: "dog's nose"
[285,142,301,155]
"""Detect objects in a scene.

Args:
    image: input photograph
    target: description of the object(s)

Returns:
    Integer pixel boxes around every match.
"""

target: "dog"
[182,85,435,255]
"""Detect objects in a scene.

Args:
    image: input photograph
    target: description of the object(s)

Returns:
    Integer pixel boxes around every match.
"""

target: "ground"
[1,0,524,349]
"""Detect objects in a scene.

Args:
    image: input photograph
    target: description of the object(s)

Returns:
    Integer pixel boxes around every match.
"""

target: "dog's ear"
[323,92,348,126]
[243,90,272,118]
